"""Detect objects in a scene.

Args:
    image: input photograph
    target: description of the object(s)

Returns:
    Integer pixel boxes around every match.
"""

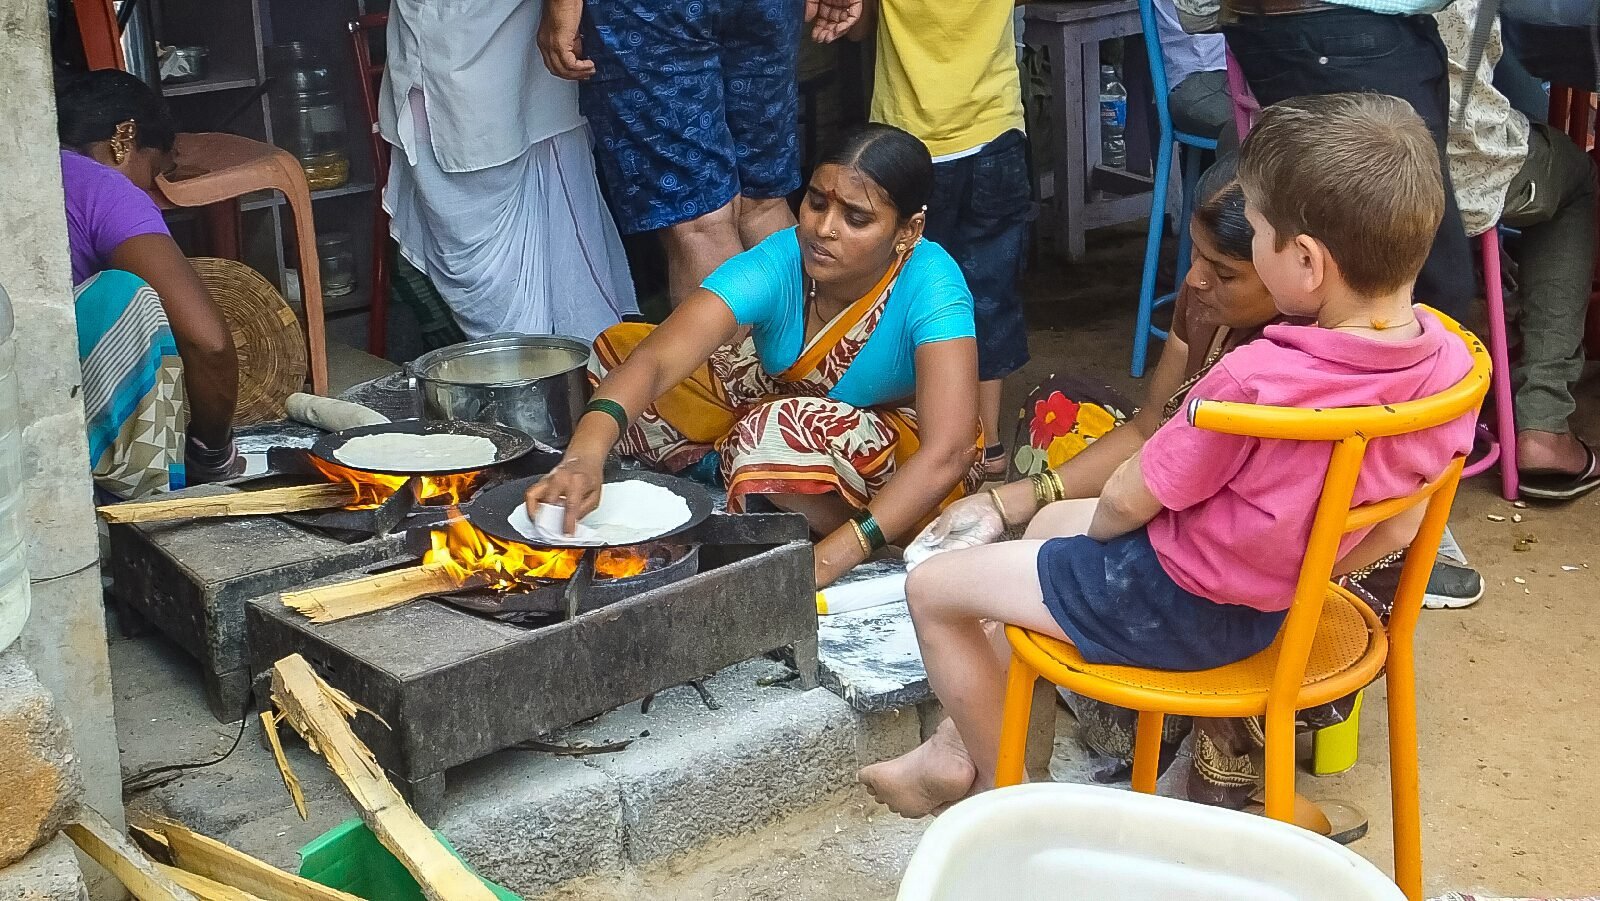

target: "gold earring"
[895,242,907,255]
[110,121,136,165]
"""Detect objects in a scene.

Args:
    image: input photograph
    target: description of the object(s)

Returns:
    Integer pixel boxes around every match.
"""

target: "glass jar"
[267,42,350,191]
[317,232,358,297]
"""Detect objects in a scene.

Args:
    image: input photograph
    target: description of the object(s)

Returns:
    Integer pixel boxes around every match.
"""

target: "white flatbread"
[333,433,498,471]
[511,479,692,546]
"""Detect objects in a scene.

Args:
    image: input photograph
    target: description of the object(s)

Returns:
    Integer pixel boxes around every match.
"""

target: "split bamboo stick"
[281,562,479,623]
[98,484,359,524]
[270,654,497,901]
[131,817,365,901]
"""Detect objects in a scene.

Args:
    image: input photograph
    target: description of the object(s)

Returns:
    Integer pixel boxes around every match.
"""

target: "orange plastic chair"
[993,308,1492,901]
[156,133,329,395]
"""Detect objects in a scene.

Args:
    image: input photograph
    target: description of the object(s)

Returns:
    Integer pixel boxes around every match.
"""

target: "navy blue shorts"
[923,130,1032,381]
[1036,529,1286,671]
[579,0,803,234]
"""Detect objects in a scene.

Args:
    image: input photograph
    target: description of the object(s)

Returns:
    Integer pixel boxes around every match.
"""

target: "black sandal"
[1520,440,1600,501]
[981,443,1007,480]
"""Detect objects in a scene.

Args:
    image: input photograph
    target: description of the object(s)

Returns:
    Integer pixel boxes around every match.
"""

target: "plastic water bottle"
[1099,64,1128,170]
[0,282,30,651]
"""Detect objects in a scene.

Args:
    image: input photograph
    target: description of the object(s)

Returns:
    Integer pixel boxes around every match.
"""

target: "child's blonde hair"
[1238,93,1443,296]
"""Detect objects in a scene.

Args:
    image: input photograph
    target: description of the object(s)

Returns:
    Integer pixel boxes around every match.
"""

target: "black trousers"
[1224,7,1475,318]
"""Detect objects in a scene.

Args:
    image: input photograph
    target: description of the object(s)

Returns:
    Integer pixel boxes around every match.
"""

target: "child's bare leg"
[1025,497,1099,539]
[860,540,1075,816]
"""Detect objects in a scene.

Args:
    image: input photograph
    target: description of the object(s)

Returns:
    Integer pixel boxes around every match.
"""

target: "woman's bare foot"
[858,718,978,818]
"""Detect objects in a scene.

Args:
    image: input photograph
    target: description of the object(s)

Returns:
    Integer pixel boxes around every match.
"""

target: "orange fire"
[423,515,649,591]
[308,455,482,508]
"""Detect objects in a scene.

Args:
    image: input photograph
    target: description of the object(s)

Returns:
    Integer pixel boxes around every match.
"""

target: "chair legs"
[1386,644,1424,901]
[267,153,330,395]
[995,653,1041,788]
[1130,711,1164,793]
[1132,136,1175,378]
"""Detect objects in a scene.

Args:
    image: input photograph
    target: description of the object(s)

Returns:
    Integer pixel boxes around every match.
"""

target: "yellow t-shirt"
[870,0,1026,159]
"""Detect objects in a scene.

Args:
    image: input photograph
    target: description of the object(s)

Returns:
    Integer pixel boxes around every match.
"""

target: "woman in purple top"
[56,71,240,496]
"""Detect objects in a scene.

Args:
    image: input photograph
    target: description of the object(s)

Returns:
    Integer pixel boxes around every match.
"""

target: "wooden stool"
[156,133,329,394]
[1023,0,1157,261]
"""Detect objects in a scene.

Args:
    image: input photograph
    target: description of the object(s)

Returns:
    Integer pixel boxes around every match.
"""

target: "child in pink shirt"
[861,93,1478,818]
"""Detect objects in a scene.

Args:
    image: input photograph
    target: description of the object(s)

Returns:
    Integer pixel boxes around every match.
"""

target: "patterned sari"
[592,262,984,516]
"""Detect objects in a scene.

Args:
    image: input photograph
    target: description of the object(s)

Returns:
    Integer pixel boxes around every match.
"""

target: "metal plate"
[309,418,536,476]
[465,471,714,549]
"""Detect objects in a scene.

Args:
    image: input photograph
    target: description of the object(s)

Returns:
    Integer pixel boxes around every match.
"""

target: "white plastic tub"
[897,784,1404,901]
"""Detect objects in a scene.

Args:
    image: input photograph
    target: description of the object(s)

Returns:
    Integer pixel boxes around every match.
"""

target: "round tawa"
[467,471,714,549]
[311,418,537,476]
[191,256,307,425]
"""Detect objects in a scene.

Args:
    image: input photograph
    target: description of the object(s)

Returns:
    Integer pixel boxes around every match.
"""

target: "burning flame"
[423,515,649,591]
[309,455,483,507]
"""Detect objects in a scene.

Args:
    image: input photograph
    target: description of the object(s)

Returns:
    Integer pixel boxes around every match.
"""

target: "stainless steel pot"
[406,335,591,448]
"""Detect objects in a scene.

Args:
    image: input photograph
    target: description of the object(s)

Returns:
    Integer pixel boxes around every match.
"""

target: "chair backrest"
[346,13,390,189]
[1186,308,1490,716]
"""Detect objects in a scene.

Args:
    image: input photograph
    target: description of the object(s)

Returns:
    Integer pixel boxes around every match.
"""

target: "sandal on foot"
[1520,440,1600,501]
[981,444,1007,480]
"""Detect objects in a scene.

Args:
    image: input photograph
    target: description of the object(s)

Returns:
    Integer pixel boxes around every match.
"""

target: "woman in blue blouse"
[529,125,984,587]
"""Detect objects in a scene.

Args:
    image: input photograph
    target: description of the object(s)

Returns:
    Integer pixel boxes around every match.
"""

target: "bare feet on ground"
[857,718,977,818]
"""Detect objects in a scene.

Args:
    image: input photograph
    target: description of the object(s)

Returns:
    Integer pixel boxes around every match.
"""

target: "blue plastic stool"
[1130,0,1219,378]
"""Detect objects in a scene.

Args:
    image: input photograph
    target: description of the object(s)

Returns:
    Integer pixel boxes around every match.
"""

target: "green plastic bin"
[298,819,522,901]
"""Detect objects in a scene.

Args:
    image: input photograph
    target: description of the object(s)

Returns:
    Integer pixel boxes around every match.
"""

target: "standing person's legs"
[578,0,745,305]
[1223,8,1475,318]
[922,131,1033,472]
[1502,124,1600,489]
[721,0,803,251]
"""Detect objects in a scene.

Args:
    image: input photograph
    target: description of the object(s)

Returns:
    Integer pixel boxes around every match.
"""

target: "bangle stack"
[851,509,887,554]
[584,398,629,434]
[1031,469,1065,508]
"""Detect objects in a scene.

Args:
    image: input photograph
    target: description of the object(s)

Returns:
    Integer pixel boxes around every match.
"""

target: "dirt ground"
[552,230,1600,900]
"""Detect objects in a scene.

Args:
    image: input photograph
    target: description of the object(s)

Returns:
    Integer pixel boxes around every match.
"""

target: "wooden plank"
[98,483,357,523]
[280,563,474,624]
[270,654,497,901]
[157,866,269,901]
[130,817,364,901]
[64,809,198,901]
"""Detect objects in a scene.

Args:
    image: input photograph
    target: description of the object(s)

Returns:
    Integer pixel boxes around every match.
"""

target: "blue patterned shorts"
[579,0,803,234]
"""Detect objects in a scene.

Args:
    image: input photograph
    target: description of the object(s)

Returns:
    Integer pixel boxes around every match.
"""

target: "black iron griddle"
[309,418,537,477]
[464,471,714,549]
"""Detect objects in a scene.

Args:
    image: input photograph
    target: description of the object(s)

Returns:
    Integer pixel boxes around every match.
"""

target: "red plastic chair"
[347,13,391,357]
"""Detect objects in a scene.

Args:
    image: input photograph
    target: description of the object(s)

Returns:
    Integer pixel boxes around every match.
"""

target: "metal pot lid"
[309,418,537,476]
[464,471,714,550]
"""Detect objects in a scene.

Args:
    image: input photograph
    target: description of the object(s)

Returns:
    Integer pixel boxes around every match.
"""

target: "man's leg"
[1169,70,1232,141]
[1504,125,1600,481]
[735,195,797,250]
[578,0,741,305]
[660,203,744,305]
[1223,9,1475,317]
[721,0,803,252]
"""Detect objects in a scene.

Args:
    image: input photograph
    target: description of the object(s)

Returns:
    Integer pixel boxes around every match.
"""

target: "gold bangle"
[988,488,1010,527]
[1047,469,1066,503]
[1032,472,1052,509]
[849,519,873,556]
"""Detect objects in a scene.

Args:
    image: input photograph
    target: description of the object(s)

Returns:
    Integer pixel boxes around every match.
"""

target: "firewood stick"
[64,807,198,901]
[131,816,364,901]
[270,654,498,901]
[281,563,481,624]
[98,483,359,524]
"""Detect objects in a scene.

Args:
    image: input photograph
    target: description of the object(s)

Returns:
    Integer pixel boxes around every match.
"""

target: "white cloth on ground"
[386,89,638,341]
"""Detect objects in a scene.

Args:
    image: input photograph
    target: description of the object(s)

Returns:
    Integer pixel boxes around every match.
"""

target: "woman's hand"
[903,493,1006,569]
[524,456,604,535]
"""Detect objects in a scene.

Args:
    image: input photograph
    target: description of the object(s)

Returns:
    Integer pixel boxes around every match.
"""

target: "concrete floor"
[109,226,1600,898]
[553,233,1600,899]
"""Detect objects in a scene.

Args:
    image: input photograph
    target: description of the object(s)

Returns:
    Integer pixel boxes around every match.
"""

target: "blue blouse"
[702,228,975,408]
